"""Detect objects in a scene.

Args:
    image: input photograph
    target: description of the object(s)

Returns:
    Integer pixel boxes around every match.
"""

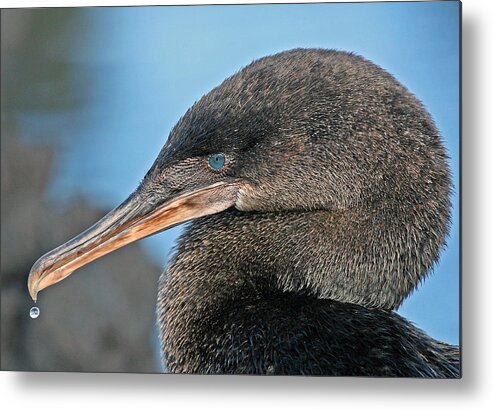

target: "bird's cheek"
[235,183,259,212]
[234,181,280,212]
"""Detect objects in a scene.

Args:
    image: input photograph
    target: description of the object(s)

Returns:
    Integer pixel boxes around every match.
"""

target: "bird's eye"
[208,153,226,171]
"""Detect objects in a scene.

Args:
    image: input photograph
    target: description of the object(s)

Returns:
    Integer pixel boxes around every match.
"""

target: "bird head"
[28,49,450,303]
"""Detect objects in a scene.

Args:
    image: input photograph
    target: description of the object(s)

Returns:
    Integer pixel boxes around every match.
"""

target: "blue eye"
[208,153,226,170]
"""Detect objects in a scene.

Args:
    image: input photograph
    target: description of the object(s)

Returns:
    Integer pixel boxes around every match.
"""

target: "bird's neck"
[157,207,447,373]
[162,204,441,305]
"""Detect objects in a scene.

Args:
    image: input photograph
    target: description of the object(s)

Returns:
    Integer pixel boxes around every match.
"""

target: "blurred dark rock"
[1,8,163,373]
[1,9,88,112]
[1,125,162,373]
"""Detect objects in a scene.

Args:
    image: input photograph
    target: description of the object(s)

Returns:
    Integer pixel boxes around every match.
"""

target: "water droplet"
[30,306,40,319]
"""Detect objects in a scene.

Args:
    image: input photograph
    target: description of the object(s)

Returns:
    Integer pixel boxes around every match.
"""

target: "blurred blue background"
[12,1,460,347]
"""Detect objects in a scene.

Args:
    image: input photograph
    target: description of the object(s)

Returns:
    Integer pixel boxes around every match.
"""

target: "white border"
[2,0,492,409]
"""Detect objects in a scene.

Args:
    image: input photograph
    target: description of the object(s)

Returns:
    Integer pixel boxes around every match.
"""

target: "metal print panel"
[1,1,460,376]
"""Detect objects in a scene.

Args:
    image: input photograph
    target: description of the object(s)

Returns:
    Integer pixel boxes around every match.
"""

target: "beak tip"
[27,275,38,302]
[27,263,41,302]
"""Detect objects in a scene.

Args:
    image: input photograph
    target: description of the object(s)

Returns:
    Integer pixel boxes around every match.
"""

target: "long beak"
[27,181,240,302]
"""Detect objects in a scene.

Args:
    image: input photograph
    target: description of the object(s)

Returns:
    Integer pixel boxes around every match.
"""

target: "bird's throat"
[157,205,444,372]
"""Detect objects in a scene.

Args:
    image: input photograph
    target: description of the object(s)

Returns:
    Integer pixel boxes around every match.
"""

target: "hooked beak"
[27,181,240,302]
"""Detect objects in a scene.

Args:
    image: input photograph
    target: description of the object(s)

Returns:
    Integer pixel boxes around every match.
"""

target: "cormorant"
[28,49,459,377]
